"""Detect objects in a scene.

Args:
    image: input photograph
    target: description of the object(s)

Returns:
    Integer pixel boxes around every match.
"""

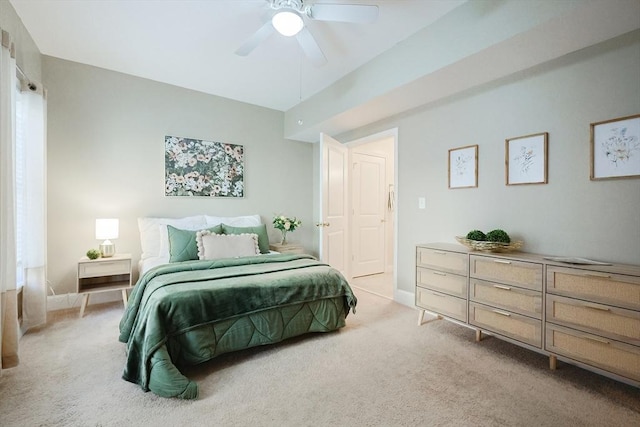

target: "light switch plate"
[418,197,426,209]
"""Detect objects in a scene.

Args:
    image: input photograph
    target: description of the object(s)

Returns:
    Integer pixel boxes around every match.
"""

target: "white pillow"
[138,215,207,260]
[196,230,260,260]
[205,214,261,227]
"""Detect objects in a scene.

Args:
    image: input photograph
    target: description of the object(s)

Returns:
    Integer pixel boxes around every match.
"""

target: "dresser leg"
[549,355,557,370]
[417,310,443,325]
[475,329,482,342]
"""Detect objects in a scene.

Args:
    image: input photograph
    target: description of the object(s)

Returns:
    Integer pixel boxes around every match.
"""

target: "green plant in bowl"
[466,230,487,241]
[486,229,511,243]
[86,248,101,260]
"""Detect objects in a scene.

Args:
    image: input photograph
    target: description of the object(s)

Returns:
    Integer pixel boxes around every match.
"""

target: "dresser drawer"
[417,267,467,298]
[470,255,542,291]
[416,287,467,322]
[416,247,467,275]
[547,266,640,310]
[470,278,542,319]
[547,294,640,345]
[78,259,131,278]
[469,302,542,348]
[546,323,640,382]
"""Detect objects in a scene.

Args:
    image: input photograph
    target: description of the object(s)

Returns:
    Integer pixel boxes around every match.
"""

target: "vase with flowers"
[272,215,302,245]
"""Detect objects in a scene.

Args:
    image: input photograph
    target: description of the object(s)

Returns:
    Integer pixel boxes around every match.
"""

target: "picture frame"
[448,144,478,189]
[505,132,548,185]
[165,135,244,197]
[590,114,640,180]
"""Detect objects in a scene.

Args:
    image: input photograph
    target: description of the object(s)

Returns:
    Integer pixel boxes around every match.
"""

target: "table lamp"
[96,218,119,257]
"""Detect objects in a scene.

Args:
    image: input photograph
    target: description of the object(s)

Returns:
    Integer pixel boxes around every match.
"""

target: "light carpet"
[1,290,639,426]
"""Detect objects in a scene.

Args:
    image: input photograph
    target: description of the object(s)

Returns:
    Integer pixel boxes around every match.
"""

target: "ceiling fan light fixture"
[272,9,304,37]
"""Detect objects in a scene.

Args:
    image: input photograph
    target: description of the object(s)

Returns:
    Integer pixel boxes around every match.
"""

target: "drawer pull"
[493,284,512,291]
[492,309,511,317]
[431,292,445,297]
[433,251,447,255]
[432,271,446,276]
[585,304,610,311]
[493,260,512,265]
[582,335,610,345]
[585,273,612,279]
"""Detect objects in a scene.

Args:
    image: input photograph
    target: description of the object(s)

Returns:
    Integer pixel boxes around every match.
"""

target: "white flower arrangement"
[272,215,302,245]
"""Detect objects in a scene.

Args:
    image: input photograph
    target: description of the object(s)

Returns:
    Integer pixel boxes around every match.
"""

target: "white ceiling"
[9,0,465,112]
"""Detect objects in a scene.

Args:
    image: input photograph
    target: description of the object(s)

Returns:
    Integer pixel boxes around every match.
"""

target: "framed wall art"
[448,144,478,189]
[590,114,640,180]
[505,132,548,185]
[165,135,244,197]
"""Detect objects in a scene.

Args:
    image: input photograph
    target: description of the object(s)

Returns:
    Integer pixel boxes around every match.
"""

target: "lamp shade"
[95,218,119,240]
[272,10,304,36]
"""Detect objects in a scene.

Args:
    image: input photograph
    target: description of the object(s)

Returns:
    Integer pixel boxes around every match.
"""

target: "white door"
[351,153,386,277]
[319,133,348,276]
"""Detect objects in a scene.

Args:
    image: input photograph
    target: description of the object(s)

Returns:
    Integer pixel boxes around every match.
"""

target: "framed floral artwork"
[448,144,478,189]
[505,132,548,185]
[590,114,640,180]
[165,135,244,197]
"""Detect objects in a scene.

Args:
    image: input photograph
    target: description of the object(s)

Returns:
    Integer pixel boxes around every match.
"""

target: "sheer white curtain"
[19,83,47,331]
[0,29,19,372]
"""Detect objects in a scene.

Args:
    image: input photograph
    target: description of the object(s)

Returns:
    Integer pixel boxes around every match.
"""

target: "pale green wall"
[338,31,640,296]
[43,57,313,294]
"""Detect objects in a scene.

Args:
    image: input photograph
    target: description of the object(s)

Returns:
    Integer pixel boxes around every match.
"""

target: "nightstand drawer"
[417,267,467,298]
[547,294,640,345]
[546,323,640,382]
[469,302,542,348]
[416,247,467,275]
[79,259,131,278]
[470,255,542,291]
[547,266,640,310]
[470,278,542,319]
[416,287,467,322]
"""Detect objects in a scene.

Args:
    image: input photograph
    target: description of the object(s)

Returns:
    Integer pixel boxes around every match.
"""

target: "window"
[15,82,25,289]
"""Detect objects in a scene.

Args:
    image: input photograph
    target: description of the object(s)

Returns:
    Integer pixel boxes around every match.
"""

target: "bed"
[119,215,356,399]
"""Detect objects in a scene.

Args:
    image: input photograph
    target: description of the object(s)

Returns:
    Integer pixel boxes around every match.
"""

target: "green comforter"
[119,254,356,399]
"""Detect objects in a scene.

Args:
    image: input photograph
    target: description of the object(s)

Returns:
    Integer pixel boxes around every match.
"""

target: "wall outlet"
[418,197,426,209]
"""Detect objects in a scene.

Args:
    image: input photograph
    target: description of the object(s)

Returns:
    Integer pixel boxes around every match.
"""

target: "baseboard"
[47,292,121,312]
[393,288,414,308]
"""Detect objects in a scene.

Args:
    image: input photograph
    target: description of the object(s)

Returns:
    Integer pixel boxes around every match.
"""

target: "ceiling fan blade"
[235,20,275,56]
[309,4,379,24]
[296,27,327,67]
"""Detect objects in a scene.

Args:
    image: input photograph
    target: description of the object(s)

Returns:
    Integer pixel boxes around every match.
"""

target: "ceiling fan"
[235,0,379,67]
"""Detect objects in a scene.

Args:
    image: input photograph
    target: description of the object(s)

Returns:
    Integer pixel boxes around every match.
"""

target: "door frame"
[318,127,398,299]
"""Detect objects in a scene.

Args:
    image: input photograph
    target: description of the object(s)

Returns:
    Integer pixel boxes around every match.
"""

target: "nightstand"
[77,253,132,317]
[269,243,305,255]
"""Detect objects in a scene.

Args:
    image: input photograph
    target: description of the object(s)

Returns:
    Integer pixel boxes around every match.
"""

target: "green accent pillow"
[168,224,223,262]
[221,223,270,254]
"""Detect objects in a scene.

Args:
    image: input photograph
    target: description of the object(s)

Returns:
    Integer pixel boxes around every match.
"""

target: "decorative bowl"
[455,236,523,253]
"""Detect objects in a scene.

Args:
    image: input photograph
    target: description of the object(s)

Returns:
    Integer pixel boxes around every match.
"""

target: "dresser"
[415,245,468,324]
[416,243,640,387]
